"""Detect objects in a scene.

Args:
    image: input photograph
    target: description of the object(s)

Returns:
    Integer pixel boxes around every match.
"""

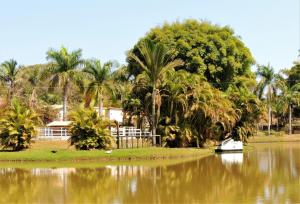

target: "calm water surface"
[1,143,300,204]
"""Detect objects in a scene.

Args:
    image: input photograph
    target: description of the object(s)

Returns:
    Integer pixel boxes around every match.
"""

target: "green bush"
[0,99,39,151]
[69,105,114,150]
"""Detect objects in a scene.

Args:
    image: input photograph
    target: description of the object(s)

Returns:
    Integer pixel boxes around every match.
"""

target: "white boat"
[215,138,243,152]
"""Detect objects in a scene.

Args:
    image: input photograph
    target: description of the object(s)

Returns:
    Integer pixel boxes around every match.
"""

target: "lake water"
[0,142,300,203]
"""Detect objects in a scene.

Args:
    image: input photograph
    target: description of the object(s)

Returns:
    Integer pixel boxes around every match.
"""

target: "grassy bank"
[0,141,213,162]
[248,133,300,143]
[1,133,299,164]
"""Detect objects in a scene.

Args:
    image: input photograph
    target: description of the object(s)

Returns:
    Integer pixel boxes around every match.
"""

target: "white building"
[95,107,123,123]
[50,105,123,123]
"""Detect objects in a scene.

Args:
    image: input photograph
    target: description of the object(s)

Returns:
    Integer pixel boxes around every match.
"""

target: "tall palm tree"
[83,59,114,117]
[46,47,84,121]
[0,59,20,103]
[20,65,42,107]
[256,64,277,135]
[128,39,184,143]
[276,78,300,135]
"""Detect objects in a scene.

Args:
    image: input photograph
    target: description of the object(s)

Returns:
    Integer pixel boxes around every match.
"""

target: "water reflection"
[0,143,299,203]
[219,152,243,164]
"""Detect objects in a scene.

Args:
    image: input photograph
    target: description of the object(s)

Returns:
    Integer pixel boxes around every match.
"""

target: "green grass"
[0,147,213,162]
[248,132,300,143]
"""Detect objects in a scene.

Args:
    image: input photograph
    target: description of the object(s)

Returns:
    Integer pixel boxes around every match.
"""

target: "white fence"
[111,127,161,148]
[37,128,70,140]
[37,126,161,147]
[111,127,151,137]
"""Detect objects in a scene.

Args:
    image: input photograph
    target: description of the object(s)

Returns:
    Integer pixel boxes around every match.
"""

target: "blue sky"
[0,0,299,71]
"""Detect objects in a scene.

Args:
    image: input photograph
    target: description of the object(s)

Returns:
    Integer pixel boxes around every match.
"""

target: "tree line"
[0,19,299,150]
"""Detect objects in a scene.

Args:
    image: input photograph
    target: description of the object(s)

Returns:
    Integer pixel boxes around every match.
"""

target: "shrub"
[0,99,39,151]
[69,105,114,150]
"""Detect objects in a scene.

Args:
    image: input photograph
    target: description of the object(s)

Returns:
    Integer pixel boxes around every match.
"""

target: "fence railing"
[111,127,161,148]
[37,126,161,148]
[37,128,70,140]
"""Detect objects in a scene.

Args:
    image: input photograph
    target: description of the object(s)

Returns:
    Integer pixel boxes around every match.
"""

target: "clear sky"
[0,0,299,71]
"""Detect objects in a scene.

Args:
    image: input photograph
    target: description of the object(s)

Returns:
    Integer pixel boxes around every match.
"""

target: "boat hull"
[215,149,243,153]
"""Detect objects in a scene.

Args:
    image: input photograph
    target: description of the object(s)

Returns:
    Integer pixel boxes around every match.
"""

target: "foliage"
[0,59,21,102]
[83,59,115,114]
[69,105,114,150]
[128,39,184,137]
[227,86,263,142]
[285,62,300,87]
[186,81,238,146]
[0,99,40,151]
[46,47,84,120]
[286,62,300,117]
[127,20,255,90]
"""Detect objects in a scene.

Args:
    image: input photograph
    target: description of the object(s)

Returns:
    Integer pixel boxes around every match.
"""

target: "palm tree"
[20,65,43,107]
[276,78,300,135]
[256,64,277,135]
[46,47,84,121]
[128,39,184,143]
[83,59,115,117]
[112,66,133,124]
[163,70,190,125]
[0,59,20,103]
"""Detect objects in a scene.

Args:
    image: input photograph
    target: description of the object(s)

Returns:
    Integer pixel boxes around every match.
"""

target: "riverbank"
[0,141,213,162]
[1,134,299,164]
[248,133,300,143]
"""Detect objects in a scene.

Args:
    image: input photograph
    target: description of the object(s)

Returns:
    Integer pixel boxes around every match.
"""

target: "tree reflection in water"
[0,143,299,203]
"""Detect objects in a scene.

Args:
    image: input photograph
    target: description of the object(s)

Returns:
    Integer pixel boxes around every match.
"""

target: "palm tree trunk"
[268,104,271,135]
[152,87,157,145]
[99,95,103,117]
[62,82,69,121]
[29,89,36,107]
[8,81,14,103]
[268,85,272,135]
[170,101,174,122]
[289,104,292,135]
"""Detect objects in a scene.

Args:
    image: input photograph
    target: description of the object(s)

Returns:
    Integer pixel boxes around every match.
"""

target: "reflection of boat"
[220,153,243,164]
[215,138,243,152]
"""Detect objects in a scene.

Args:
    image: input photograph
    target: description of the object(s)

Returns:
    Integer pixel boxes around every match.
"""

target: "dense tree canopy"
[286,63,300,87]
[127,20,255,90]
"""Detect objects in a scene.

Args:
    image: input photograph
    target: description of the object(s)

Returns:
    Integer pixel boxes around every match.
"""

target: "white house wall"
[109,109,123,123]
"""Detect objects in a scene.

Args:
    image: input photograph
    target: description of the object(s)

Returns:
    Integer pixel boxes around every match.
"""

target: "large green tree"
[46,47,84,121]
[128,39,184,142]
[127,20,255,91]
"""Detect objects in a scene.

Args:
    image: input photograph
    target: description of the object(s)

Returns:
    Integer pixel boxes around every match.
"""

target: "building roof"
[46,121,72,127]
[50,104,122,110]
[93,107,123,110]
[50,105,63,110]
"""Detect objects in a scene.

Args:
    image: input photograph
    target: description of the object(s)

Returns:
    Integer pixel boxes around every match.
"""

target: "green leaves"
[128,39,184,87]
[0,99,39,151]
[69,105,114,150]
[128,20,254,90]
[82,59,116,109]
